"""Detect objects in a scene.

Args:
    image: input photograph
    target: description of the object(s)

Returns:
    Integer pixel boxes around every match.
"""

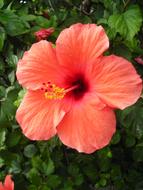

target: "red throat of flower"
[41,73,89,101]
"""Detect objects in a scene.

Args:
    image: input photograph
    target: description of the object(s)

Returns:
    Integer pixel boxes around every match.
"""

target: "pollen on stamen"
[41,82,66,100]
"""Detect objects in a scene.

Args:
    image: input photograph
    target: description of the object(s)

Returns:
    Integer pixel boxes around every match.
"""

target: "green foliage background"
[0,0,143,189]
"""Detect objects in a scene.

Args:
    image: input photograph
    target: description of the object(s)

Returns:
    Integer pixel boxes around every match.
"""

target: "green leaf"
[28,185,38,190]
[21,14,36,21]
[75,174,83,186]
[8,70,15,84]
[40,185,51,190]
[0,157,5,168]
[47,175,61,188]
[27,168,41,185]
[102,0,117,13]
[0,87,18,122]
[125,135,136,147]
[116,102,143,139]
[24,144,37,158]
[14,89,26,107]
[97,148,112,172]
[35,16,56,28]
[0,128,7,150]
[9,160,21,174]
[7,131,21,147]
[0,105,8,125]
[0,86,6,100]
[0,10,29,36]
[0,27,5,51]
[112,44,132,60]
[0,0,4,8]
[111,131,121,145]
[125,37,142,54]
[68,164,79,176]
[108,5,142,40]
[6,54,18,68]
[133,147,143,162]
[41,159,55,176]
[32,156,42,169]
[99,178,107,187]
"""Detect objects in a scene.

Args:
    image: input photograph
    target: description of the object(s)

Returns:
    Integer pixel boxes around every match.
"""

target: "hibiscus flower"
[16,23,142,153]
[0,175,14,190]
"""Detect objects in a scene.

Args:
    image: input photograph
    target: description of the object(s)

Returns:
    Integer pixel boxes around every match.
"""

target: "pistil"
[41,82,79,100]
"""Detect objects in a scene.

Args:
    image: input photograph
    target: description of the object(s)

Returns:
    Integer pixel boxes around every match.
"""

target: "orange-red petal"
[56,23,109,72]
[92,55,142,109]
[16,90,65,140]
[57,103,116,154]
[16,40,65,90]
[0,182,4,190]
[4,175,14,190]
[0,175,14,190]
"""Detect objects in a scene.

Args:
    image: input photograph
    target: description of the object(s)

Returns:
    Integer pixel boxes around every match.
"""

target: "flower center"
[41,82,79,100]
[41,75,89,100]
[70,75,89,100]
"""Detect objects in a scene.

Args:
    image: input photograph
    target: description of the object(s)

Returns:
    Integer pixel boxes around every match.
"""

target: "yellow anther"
[44,83,66,100]
[42,81,79,100]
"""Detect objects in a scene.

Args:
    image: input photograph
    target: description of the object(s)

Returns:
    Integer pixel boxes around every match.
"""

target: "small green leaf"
[14,89,26,107]
[8,70,15,84]
[0,0,4,8]
[21,15,36,21]
[0,128,7,150]
[27,168,41,185]
[136,143,143,147]
[24,144,37,158]
[133,147,143,162]
[7,131,21,147]
[75,174,83,186]
[0,157,4,168]
[0,27,5,51]
[1,87,18,121]
[41,159,55,176]
[28,185,38,190]
[125,135,136,147]
[6,54,18,68]
[9,160,21,174]
[107,151,112,158]
[99,178,107,187]
[40,185,51,190]
[0,86,6,99]
[47,175,61,188]
[117,102,143,139]
[111,131,121,145]
[32,156,42,169]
